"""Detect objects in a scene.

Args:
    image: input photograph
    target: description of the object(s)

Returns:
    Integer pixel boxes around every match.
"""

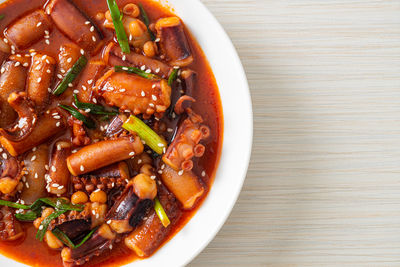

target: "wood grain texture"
[189,0,400,266]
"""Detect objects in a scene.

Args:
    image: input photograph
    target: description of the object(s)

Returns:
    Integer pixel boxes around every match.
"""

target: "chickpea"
[123,3,140,17]
[61,247,72,262]
[42,207,55,218]
[143,41,157,58]
[71,191,88,204]
[0,178,18,194]
[44,230,63,249]
[128,20,145,37]
[105,10,112,22]
[98,223,116,240]
[140,164,153,176]
[91,202,107,227]
[95,12,105,21]
[90,190,107,204]
[132,173,157,200]
[33,217,42,229]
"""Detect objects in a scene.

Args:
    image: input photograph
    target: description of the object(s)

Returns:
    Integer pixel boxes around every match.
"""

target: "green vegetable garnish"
[73,94,118,116]
[52,227,97,249]
[0,199,30,210]
[122,115,167,154]
[0,14,5,20]
[114,65,159,80]
[139,4,156,41]
[106,0,130,53]
[59,104,96,129]
[30,198,83,215]
[53,55,87,95]
[36,209,66,241]
[168,68,179,86]
[15,211,38,222]
[154,197,170,227]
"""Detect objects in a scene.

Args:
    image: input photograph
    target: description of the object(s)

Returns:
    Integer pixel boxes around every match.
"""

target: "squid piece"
[162,110,210,171]
[124,184,181,257]
[0,206,24,241]
[69,118,90,147]
[0,108,66,156]
[105,43,172,78]
[27,53,56,108]
[4,10,52,49]
[106,183,152,234]
[155,17,193,67]
[161,165,204,210]
[105,114,127,137]
[181,69,197,96]
[89,161,130,181]
[174,95,196,115]
[45,0,102,51]
[0,152,23,196]
[0,92,37,142]
[61,223,114,266]
[21,144,49,204]
[47,141,71,195]
[76,59,106,103]
[0,58,28,127]
[66,136,144,176]
[96,70,171,118]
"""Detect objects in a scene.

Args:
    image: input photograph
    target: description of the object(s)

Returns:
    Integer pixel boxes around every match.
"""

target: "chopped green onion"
[168,68,179,86]
[154,197,170,227]
[15,211,38,222]
[36,209,67,241]
[74,94,118,115]
[52,227,97,249]
[114,65,159,80]
[139,4,156,41]
[0,15,5,20]
[30,198,83,215]
[106,0,130,53]
[59,104,96,129]
[122,115,167,154]
[0,199,30,209]
[53,55,87,96]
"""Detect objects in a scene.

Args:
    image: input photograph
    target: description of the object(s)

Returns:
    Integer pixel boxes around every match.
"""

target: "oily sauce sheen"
[0,0,223,266]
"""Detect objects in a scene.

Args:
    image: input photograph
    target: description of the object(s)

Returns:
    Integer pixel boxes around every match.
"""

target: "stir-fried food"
[0,0,222,266]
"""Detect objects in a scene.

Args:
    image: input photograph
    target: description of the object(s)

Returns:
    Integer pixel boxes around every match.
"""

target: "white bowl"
[0,0,253,266]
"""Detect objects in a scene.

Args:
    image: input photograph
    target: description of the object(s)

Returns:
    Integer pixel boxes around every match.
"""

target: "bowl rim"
[0,0,253,266]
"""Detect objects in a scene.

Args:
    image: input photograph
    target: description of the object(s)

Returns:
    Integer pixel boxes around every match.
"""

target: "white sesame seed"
[68,83,73,87]
[141,91,145,97]
[87,79,93,85]
[122,55,126,61]
[57,74,63,79]
[178,170,184,176]
[149,103,154,107]
[32,147,37,152]
[52,183,59,187]
[72,149,78,153]
[1,67,5,74]
[109,244,113,250]
[82,85,87,91]
[2,153,7,159]
[45,30,49,35]
[155,38,160,42]
[107,220,111,224]
[46,69,51,73]
[129,152,135,156]
[141,65,146,71]
[158,170,163,174]
[3,38,7,43]
[95,213,99,219]
[60,69,66,73]
[45,164,49,170]
[85,21,91,25]
[36,22,42,27]
[92,36,96,42]
[119,89,126,92]
[14,61,20,67]
[90,26,94,32]
[34,173,38,179]
[173,66,179,69]
[145,69,151,73]
[201,171,206,177]
[45,39,50,45]
[129,34,133,41]
[152,95,157,101]
[67,57,72,63]
[150,175,156,180]
[53,115,61,119]
[167,128,173,133]
[39,225,43,230]
[57,144,62,150]
[92,98,97,103]
[138,159,142,164]
[73,90,79,94]
[85,108,91,113]
[51,166,56,172]
[31,155,36,161]
[37,77,42,83]
[157,143,164,147]
[80,165,85,171]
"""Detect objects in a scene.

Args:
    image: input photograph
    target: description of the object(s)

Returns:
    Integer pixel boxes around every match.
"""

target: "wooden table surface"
[189,0,400,266]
